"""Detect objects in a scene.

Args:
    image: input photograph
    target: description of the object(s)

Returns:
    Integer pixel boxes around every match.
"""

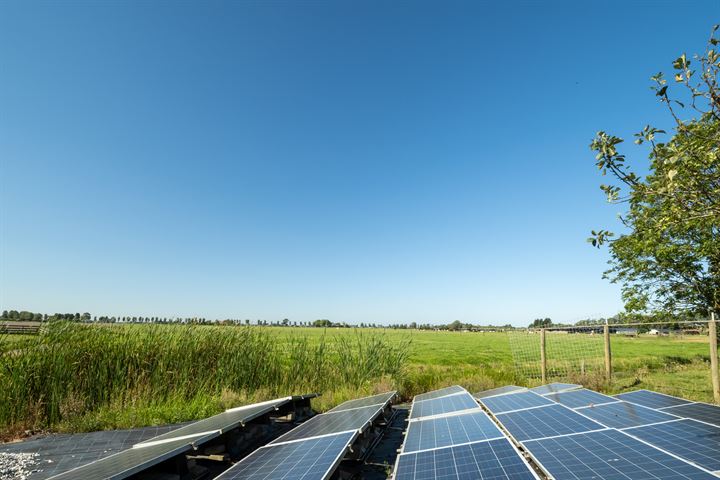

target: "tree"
[529,318,553,328]
[590,26,720,316]
[313,319,332,328]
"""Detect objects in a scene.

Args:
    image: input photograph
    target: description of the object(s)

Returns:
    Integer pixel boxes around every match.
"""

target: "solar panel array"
[394,385,539,479]
[524,429,718,480]
[0,424,184,480]
[577,400,680,429]
[661,402,720,427]
[269,404,384,444]
[47,397,298,480]
[543,388,617,409]
[623,419,720,472]
[219,391,396,480]
[474,385,526,399]
[614,389,693,409]
[495,403,604,442]
[402,410,504,453]
[327,391,396,413]
[47,437,198,480]
[215,431,358,480]
[479,383,720,479]
[528,383,581,395]
[480,391,554,414]
[414,385,466,402]
[408,392,479,419]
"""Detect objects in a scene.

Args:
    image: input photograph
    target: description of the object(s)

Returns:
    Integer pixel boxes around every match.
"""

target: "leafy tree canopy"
[590,26,720,316]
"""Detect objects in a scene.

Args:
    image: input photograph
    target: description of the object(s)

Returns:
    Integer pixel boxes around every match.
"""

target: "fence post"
[710,312,720,404]
[604,323,612,381]
[540,328,547,384]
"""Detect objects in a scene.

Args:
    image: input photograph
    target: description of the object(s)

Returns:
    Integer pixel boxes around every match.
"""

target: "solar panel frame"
[523,428,718,480]
[660,402,720,427]
[393,437,541,480]
[413,385,466,402]
[409,392,480,420]
[214,430,358,480]
[575,400,680,429]
[495,404,606,442]
[270,404,383,444]
[622,418,720,472]
[544,388,619,409]
[474,385,527,399]
[47,437,197,480]
[327,391,396,413]
[402,410,504,453]
[614,389,693,409]
[529,383,581,396]
[480,391,554,414]
[138,398,292,446]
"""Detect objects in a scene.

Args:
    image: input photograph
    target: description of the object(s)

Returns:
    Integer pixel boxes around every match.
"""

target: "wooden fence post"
[540,328,547,384]
[604,323,612,381]
[710,312,720,404]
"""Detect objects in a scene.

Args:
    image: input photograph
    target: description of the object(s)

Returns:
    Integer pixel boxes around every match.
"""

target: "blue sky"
[0,1,716,325]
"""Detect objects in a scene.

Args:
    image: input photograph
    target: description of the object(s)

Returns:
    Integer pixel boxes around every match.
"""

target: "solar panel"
[623,419,720,472]
[394,437,538,480]
[413,385,466,402]
[529,383,581,395]
[47,437,196,480]
[215,430,356,480]
[327,391,396,413]
[402,410,503,453]
[577,401,679,429]
[138,398,291,445]
[614,389,693,409]
[544,388,618,409]
[495,404,605,442]
[270,405,382,444]
[524,428,718,479]
[409,392,479,420]
[659,402,720,427]
[480,391,554,414]
[0,424,185,480]
[474,386,526,399]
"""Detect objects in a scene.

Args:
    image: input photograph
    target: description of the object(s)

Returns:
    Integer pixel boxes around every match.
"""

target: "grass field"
[0,323,716,440]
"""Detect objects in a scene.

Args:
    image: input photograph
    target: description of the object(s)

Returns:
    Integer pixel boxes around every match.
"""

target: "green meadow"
[0,323,716,440]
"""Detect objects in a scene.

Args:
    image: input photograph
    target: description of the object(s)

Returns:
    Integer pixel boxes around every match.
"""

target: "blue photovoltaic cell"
[414,386,466,402]
[270,405,381,444]
[47,437,196,480]
[410,393,479,419]
[474,386,526,399]
[403,410,503,453]
[529,383,580,396]
[0,424,185,480]
[624,419,720,472]
[578,401,679,429]
[139,400,289,445]
[496,404,605,442]
[327,391,395,412]
[524,429,717,480]
[614,390,692,409]
[215,431,355,480]
[660,402,720,427]
[544,389,618,409]
[395,438,536,480]
[481,391,553,414]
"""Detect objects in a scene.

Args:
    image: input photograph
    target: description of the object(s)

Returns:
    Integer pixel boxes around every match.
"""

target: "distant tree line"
[0,310,518,331]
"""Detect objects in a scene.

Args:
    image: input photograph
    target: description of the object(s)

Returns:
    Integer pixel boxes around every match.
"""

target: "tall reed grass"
[0,322,410,436]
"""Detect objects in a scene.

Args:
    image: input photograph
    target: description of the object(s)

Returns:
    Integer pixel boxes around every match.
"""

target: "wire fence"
[507,318,720,403]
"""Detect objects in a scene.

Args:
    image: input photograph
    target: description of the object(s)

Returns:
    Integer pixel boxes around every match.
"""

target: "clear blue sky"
[0,1,716,325]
